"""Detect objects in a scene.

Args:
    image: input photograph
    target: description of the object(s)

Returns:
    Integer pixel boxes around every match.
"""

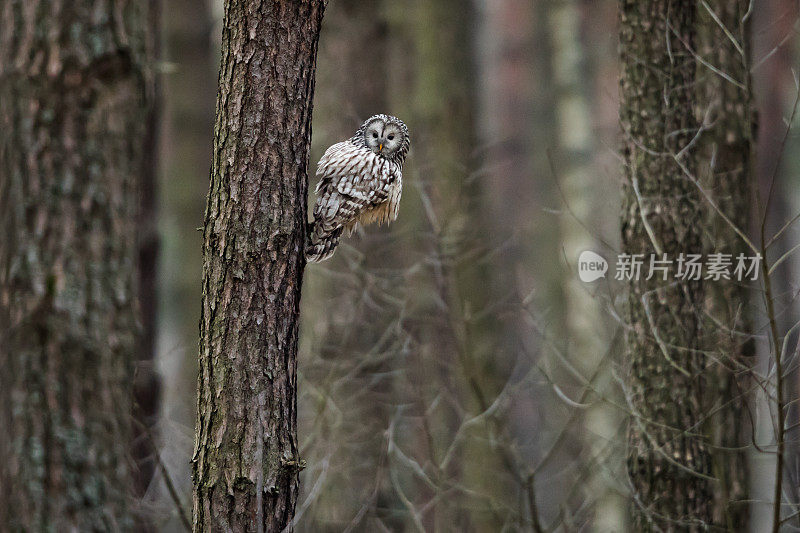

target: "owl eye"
[372,132,378,138]
[387,135,395,141]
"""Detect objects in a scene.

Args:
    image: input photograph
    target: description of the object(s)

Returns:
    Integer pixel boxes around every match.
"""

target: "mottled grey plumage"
[306,114,410,262]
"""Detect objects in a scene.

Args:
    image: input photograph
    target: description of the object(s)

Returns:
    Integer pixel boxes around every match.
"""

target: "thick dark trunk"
[191,1,325,530]
[0,1,152,529]
[620,1,715,529]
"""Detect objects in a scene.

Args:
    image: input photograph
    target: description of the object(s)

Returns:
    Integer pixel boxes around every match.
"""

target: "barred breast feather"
[306,141,403,262]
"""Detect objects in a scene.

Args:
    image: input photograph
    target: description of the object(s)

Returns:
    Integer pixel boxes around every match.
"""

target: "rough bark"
[699,1,755,527]
[620,1,715,529]
[191,1,325,531]
[0,0,152,529]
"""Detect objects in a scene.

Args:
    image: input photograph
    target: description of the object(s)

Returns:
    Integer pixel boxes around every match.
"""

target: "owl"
[306,114,410,262]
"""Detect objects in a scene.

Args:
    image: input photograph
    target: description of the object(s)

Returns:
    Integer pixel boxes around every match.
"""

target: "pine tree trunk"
[620,1,715,528]
[191,1,325,530]
[0,1,153,529]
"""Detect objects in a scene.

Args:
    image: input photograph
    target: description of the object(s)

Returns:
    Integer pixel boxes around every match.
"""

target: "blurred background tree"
[0,0,156,529]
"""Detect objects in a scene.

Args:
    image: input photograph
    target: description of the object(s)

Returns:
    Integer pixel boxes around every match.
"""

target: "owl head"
[354,114,410,165]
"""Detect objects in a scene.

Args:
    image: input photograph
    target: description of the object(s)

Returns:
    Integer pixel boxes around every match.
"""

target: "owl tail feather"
[306,220,343,262]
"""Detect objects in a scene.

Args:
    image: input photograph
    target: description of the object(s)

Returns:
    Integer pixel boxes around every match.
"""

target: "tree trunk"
[191,1,325,531]
[752,1,800,527]
[0,1,153,529]
[548,0,627,529]
[620,1,715,529]
[698,1,755,527]
[404,1,518,530]
[132,0,163,516]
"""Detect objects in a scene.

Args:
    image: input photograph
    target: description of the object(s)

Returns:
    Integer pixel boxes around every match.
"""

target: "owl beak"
[378,143,383,152]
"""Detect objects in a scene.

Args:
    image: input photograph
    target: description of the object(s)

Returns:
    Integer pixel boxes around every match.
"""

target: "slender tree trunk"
[548,1,627,529]
[316,0,388,130]
[755,0,797,303]
[405,1,518,530]
[132,0,162,516]
[750,2,800,527]
[620,1,715,529]
[191,1,325,530]
[475,0,565,333]
[752,1,800,527]
[0,1,153,529]
[699,1,755,527]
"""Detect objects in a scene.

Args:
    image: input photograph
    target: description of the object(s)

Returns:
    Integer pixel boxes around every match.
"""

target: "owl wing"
[313,141,401,231]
